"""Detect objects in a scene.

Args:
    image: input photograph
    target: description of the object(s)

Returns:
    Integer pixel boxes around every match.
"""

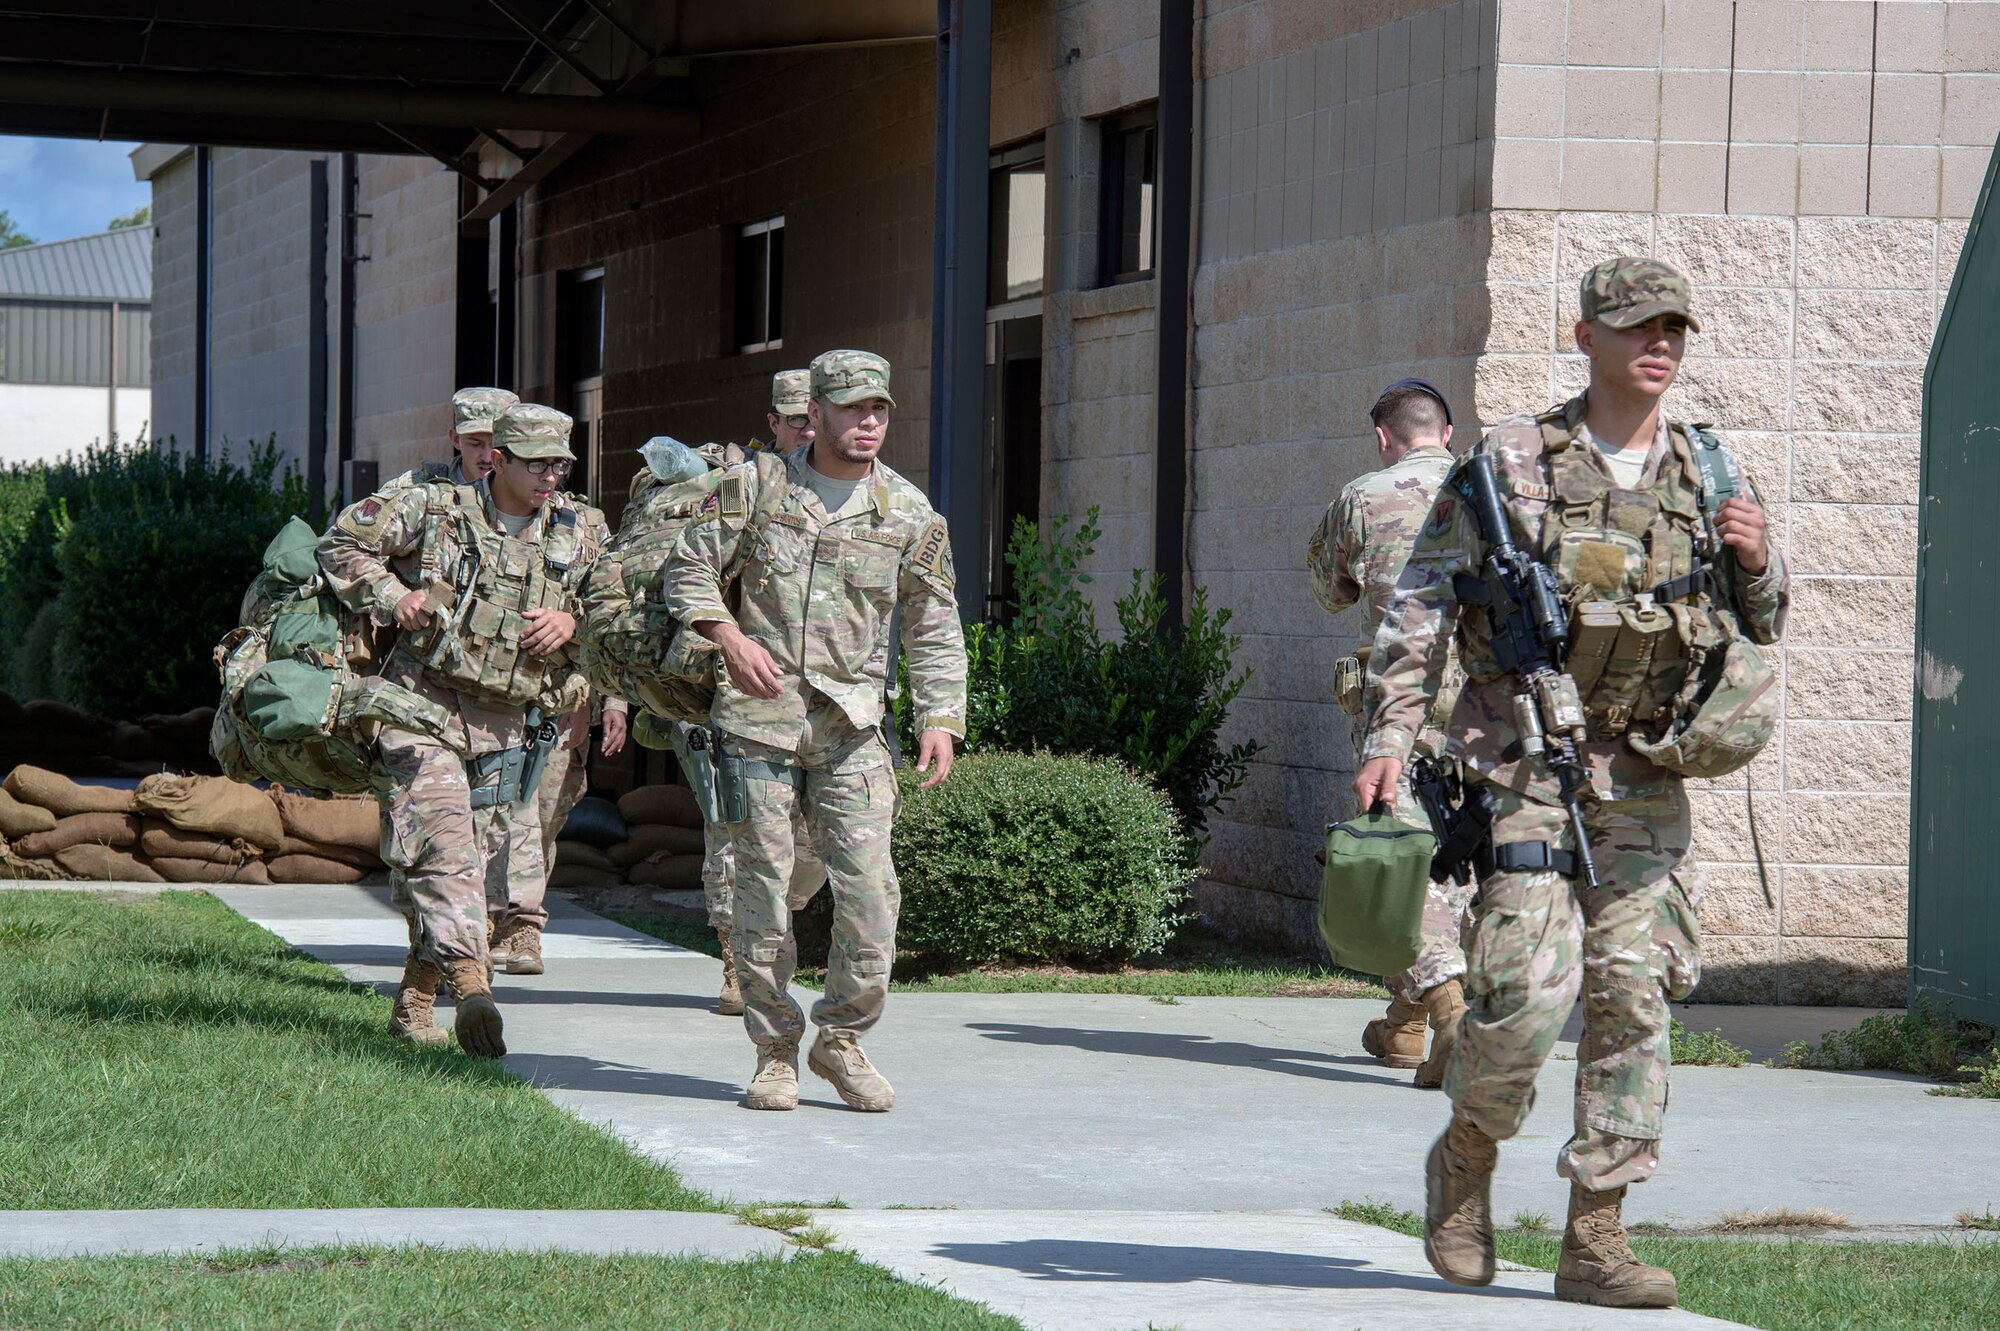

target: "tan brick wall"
[350,156,460,480]
[147,153,196,451]
[204,149,318,470]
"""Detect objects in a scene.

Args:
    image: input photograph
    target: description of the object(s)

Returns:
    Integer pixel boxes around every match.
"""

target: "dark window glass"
[1098,113,1157,285]
[568,275,604,380]
[734,217,784,352]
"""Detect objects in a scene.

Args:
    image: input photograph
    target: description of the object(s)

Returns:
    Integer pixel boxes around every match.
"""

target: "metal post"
[308,159,330,515]
[194,145,211,461]
[927,0,991,623]
[336,152,359,492]
[1154,0,1195,626]
[106,298,119,444]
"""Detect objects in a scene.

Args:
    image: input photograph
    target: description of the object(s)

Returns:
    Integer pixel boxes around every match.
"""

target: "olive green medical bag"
[1317,805,1435,977]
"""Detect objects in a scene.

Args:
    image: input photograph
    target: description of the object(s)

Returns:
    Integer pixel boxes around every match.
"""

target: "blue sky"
[0,137,154,245]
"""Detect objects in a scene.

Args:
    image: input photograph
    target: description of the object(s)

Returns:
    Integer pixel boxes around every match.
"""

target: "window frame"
[733,215,786,355]
[1096,106,1158,287]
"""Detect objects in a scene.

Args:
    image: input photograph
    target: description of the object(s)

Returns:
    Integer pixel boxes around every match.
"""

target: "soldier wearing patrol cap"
[383,387,520,491]
[320,403,617,1058]
[664,349,968,1114]
[1308,376,1470,1089]
[1354,257,1788,1308]
[757,368,817,455]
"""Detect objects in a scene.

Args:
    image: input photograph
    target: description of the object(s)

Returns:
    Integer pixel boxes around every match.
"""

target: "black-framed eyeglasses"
[777,414,810,431]
[505,454,572,477]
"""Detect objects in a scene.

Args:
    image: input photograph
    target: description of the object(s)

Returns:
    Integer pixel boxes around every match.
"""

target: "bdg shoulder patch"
[910,519,950,578]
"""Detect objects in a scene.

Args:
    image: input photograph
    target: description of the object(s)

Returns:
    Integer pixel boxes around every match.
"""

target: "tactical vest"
[1461,410,1776,777]
[575,444,789,724]
[397,485,591,708]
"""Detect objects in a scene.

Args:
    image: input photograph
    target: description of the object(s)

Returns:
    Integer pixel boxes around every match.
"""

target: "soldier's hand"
[916,729,956,788]
[705,623,784,699]
[393,589,432,630]
[1352,756,1403,812]
[1715,498,1770,575]
[600,707,628,756]
[521,608,577,656]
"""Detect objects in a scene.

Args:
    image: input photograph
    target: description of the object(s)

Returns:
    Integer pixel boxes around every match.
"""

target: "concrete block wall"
[350,157,460,481]
[204,150,317,471]
[147,153,196,451]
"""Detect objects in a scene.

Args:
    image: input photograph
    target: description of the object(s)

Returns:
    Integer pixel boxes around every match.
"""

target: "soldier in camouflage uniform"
[383,387,518,490]
[1355,258,1788,1309]
[320,404,613,1057]
[1307,378,1468,1089]
[664,350,967,1113]
[756,367,817,455]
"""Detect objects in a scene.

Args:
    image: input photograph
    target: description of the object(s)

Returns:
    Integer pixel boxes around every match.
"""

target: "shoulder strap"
[1680,422,1740,517]
[719,452,793,584]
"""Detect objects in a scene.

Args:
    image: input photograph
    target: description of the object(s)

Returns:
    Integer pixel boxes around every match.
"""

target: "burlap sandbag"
[14,812,141,858]
[0,789,57,839]
[625,853,704,891]
[548,863,624,890]
[136,774,283,852]
[616,784,703,829]
[555,839,619,873]
[267,853,367,885]
[139,820,256,866]
[54,843,164,882]
[4,766,137,817]
[608,821,706,866]
[277,834,380,870]
[0,846,66,881]
[270,788,380,852]
[149,855,273,885]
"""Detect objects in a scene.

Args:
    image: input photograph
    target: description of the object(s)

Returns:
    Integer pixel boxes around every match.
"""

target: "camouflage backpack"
[575,438,788,724]
[211,517,457,796]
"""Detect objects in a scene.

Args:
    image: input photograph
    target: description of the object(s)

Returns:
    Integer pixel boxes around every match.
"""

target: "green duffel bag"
[1317,804,1435,977]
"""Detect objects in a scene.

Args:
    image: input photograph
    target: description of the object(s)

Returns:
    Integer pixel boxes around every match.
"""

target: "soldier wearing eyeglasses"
[758,368,816,455]
[320,403,616,1058]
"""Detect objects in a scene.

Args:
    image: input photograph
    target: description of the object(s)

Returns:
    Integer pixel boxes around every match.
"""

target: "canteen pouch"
[1333,654,1365,716]
[1317,807,1435,977]
[1563,598,1686,737]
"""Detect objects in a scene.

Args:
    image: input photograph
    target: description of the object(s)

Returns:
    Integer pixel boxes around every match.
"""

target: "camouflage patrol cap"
[810,349,897,408]
[451,386,520,436]
[1580,256,1701,332]
[772,369,812,416]
[492,403,575,460]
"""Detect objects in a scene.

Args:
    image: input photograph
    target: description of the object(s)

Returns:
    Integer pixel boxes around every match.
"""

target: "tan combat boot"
[439,958,506,1058]
[744,1043,799,1111]
[1424,1112,1498,1287]
[388,915,449,1048]
[1555,1183,1679,1308]
[808,1031,895,1112]
[500,922,544,976]
[716,927,745,1017]
[1362,995,1429,1068]
[1412,978,1468,1089]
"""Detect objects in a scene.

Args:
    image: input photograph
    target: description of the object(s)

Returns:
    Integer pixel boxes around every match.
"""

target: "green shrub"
[1776,998,1996,1084]
[898,509,1259,841]
[1669,1019,1750,1067]
[891,751,1195,965]
[0,439,312,717]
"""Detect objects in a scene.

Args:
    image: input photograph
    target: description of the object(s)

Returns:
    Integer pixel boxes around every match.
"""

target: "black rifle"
[1410,756,1495,886]
[1449,453,1601,889]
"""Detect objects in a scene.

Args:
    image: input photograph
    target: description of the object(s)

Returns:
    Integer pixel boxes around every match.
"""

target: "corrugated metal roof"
[0,227,151,303]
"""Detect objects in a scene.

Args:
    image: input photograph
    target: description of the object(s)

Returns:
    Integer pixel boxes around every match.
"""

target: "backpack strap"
[720,451,793,584]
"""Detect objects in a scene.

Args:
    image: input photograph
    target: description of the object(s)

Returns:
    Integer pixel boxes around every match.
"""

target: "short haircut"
[1373,387,1448,445]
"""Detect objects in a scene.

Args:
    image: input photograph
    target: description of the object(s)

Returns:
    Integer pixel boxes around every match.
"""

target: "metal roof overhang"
[0,1,933,210]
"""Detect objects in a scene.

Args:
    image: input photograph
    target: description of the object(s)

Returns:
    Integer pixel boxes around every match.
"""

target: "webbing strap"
[467,745,524,809]
[740,758,804,790]
[1646,565,1712,604]
[1488,841,1578,879]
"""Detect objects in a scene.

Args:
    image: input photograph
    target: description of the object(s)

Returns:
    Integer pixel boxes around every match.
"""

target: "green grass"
[0,1246,1025,1330]
[601,908,1387,1000]
[1335,1198,2000,1330]
[1773,999,2000,1097]
[0,890,714,1210]
[1671,1018,1751,1067]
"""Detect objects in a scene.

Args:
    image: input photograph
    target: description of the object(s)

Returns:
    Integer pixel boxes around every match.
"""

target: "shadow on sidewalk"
[509,1051,744,1103]
[966,1022,1397,1086]
[929,1238,1548,1298]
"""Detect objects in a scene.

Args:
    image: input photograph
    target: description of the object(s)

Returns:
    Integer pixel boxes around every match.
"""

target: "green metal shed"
[1912,137,2000,1027]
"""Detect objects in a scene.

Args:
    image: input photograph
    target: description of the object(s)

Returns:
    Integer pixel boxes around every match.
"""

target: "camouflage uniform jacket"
[382,456,470,492]
[318,480,613,755]
[662,450,968,749]
[1307,443,1461,751]
[1364,395,1789,804]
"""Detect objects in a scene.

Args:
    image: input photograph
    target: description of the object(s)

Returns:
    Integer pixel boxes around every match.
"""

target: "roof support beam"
[0,63,695,136]
[484,0,616,93]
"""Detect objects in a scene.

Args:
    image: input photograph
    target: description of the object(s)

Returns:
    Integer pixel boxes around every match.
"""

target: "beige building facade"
[139,0,1993,1003]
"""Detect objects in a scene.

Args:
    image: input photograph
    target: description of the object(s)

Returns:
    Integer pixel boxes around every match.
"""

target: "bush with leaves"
[899,508,1259,841]
[0,439,312,717]
[891,751,1194,964]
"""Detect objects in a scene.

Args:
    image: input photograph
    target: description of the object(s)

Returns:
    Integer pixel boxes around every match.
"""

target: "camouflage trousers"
[1444,779,1696,1192]
[700,812,826,930]
[378,728,546,964]
[516,740,590,928]
[723,697,899,1051]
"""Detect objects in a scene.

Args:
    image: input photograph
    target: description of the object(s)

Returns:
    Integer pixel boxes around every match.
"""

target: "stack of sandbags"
[1,766,162,882]
[0,690,219,778]
[612,785,705,891]
[549,795,629,890]
[131,773,278,884]
[267,788,383,884]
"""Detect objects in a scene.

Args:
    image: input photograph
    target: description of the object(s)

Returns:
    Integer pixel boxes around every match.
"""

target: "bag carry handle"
[1368,799,1389,818]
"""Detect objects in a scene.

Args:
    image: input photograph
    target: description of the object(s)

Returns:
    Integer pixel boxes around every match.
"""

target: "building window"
[1097,108,1157,285]
[988,141,1046,305]
[734,216,784,353]
[559,266,605,502]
